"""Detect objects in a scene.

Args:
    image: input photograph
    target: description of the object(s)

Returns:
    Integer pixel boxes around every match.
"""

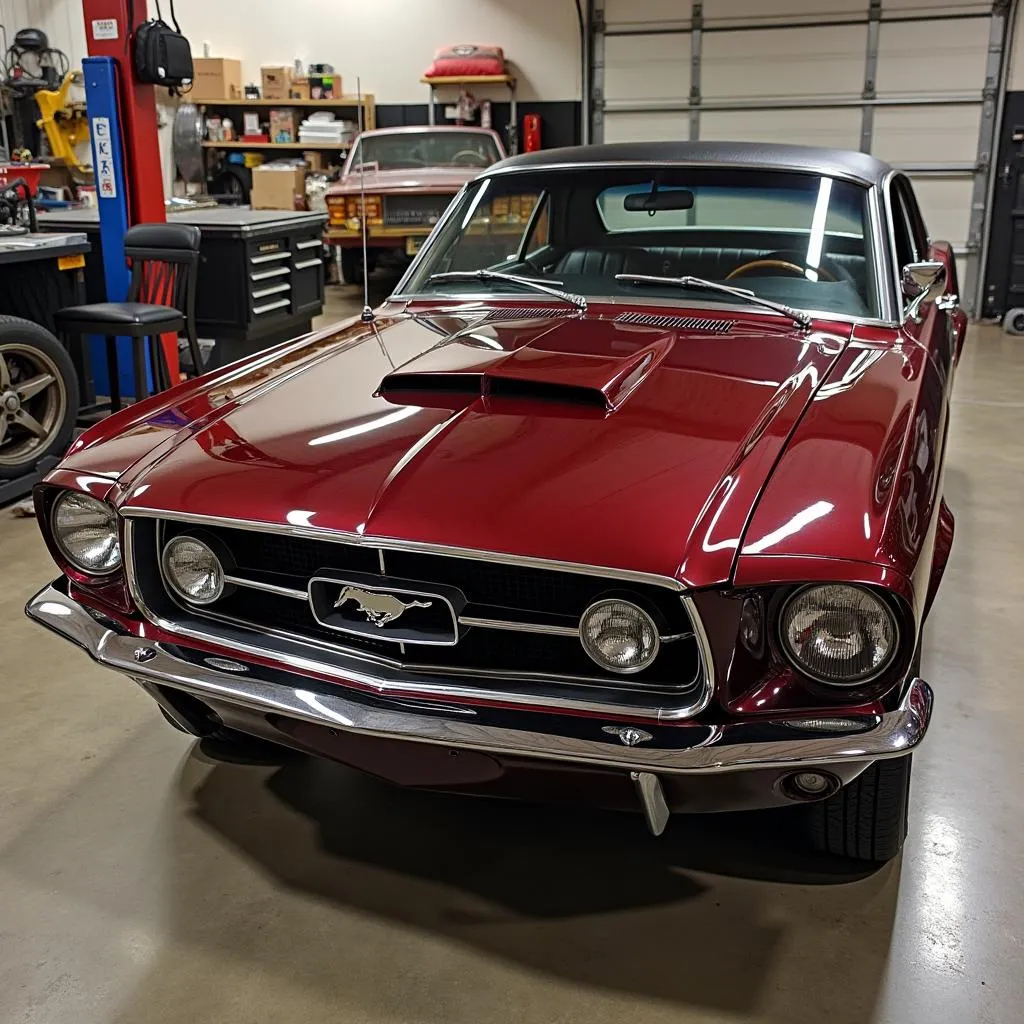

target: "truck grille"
[126,517,708,710]
[383,194,452,227]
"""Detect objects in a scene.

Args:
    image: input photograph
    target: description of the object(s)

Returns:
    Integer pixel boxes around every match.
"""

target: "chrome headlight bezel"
[777,583,900,688]
[579,598,661,675]
[50,491,122,577]
[161,534,227,606]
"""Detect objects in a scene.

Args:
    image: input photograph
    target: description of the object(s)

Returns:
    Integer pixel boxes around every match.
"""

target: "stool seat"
[55,302,185,335]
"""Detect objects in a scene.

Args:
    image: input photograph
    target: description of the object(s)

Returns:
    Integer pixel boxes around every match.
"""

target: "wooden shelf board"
[202,141,350,150]
[198,97,373,107]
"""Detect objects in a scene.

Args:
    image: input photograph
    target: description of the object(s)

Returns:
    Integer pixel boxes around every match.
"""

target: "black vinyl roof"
[489,141,893,187]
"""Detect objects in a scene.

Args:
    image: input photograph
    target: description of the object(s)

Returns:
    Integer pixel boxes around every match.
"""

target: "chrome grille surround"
[614,311,735,333]
[121,511,716,721]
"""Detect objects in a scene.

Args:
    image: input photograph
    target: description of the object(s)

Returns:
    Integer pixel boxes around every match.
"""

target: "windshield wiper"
[428,270,588,311]
[615,273,812,329]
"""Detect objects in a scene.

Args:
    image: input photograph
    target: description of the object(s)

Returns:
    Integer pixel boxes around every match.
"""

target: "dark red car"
[27,142,963,863]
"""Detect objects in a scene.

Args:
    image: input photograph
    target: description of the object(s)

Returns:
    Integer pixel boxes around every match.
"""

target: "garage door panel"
[702,26,868,99]
[908,178,973,248]
[702,0,866,23]
[604,0,693,28]
[875,18,989,95]
[701,108,861,150]
[872,105,981,164]
[604,111,693,144]
[605,34,690,103]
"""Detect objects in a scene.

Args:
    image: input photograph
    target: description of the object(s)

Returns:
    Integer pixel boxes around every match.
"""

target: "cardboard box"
[288,76,310,100]
[261,65,293,100]
[191,57,243,101]
[303,151,326,171]
[269,108,296,143]
[251,165,307,210]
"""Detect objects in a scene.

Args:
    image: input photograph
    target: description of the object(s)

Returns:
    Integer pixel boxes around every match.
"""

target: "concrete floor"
[1,291,1022,1024]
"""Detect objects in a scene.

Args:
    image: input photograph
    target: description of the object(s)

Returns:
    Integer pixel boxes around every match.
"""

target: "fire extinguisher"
[522,114,541,153]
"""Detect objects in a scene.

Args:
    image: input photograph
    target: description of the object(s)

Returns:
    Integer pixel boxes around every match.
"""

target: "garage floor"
[1,291,1021,1024]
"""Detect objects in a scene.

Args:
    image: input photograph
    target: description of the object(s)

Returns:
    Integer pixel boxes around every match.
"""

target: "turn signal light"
[345,194,383,226]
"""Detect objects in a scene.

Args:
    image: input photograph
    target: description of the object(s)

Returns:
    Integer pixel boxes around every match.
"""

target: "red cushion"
[425,44,506,78]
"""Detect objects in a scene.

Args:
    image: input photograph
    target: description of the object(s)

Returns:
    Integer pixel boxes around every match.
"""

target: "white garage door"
[591,0,1013,313]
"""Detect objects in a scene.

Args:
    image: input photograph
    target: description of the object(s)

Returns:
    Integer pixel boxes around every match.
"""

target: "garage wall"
[4,0,582,103]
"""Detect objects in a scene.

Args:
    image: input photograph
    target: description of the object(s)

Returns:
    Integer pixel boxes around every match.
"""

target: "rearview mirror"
[901,260,946,322]
[624,189,694,213]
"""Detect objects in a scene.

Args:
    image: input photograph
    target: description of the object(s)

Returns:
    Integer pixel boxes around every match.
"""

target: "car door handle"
[936,293,959,312]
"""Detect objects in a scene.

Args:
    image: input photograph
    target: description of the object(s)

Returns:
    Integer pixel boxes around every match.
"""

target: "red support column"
[82,1,179,379]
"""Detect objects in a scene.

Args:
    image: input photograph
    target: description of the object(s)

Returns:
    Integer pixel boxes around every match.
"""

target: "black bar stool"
[55,223,203,413]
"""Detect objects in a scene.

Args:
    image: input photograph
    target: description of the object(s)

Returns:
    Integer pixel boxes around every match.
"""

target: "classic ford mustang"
[325,124,506,283]
[27,141,963,862]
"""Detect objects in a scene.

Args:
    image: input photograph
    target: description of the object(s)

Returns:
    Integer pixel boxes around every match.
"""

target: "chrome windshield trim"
[121,519,715,720]
[26,580,934,774]
[389,293,900,330]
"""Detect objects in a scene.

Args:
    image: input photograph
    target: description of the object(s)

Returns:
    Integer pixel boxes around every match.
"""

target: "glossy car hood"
[119,310,851,586]
[327,166,479,195]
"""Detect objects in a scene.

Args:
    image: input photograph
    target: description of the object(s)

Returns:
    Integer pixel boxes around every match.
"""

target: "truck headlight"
[779,584,898,686]
[51,492,121,575]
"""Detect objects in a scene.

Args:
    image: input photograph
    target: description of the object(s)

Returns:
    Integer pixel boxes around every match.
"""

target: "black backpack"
[133,0,192,92]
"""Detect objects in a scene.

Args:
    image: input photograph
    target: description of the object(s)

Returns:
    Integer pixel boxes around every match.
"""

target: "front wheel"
[0,316,79,479]
[806,755,913,862]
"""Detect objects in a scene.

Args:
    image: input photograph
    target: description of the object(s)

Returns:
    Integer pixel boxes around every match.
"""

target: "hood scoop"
[380,337,671,414]
[615,311,734,333]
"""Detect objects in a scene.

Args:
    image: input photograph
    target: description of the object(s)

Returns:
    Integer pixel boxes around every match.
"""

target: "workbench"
[38,207,329,367]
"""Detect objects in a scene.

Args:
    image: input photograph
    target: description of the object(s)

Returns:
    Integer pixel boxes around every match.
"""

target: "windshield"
[350,131,502,171]
[401,167,881,320]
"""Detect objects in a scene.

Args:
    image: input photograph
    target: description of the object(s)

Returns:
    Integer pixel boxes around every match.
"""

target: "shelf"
[202,141,350,150]
[421,75,515,86]
[198,97,374,107]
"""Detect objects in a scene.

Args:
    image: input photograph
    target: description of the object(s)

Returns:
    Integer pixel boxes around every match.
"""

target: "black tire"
[0,315,79,479]
[339,247,362,285]
[807,755,913,862]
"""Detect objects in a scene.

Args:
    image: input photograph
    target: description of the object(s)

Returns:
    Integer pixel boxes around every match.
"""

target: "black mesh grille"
[144,519,703,694]
[383,194,451,227]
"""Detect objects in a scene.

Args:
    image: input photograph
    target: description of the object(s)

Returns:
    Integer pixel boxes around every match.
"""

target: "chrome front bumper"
[26,581,933,780]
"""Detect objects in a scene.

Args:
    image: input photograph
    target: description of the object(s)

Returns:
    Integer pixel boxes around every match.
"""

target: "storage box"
[269,108,296,143]
[191,57,243,100]
[251,165,307,210]
[288,76,310,100]
[261,65,293,100]
[309,74,341,100]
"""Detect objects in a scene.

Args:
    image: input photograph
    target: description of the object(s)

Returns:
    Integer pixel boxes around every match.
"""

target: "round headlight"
[580,599,660,674]
[52,492,121,575]
[780,584,898,686]
[162,535,225,605]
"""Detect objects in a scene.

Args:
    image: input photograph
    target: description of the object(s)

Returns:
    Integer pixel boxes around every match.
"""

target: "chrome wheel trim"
[0,343,67,468]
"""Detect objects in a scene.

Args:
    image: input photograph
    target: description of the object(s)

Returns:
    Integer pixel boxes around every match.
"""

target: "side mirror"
[901,260,946,322]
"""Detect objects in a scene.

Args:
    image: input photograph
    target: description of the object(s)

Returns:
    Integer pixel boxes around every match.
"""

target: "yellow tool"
[34,71,92,180]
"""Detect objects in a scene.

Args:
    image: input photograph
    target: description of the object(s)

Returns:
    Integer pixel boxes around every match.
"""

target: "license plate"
[58,253,86,271]
[405,236,423,257]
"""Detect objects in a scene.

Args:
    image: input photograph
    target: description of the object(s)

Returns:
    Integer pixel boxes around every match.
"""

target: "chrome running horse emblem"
[333,586,432,627]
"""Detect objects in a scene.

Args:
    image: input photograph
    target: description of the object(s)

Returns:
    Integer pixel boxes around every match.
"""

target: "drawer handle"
[295,238,321,250]
[252,282,292,299]
[250,251,291,264]
[252,297,290,315]
[250,266,291,281]
[294,257,322,270]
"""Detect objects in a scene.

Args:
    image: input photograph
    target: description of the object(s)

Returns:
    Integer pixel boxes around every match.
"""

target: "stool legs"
[104,336,122,413]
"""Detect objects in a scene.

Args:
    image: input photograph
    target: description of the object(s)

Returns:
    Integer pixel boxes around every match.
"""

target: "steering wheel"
[727,250,838,282]
[450,149,489,167]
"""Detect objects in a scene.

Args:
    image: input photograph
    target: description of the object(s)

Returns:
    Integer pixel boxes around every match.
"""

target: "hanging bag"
[133,0,193,92]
